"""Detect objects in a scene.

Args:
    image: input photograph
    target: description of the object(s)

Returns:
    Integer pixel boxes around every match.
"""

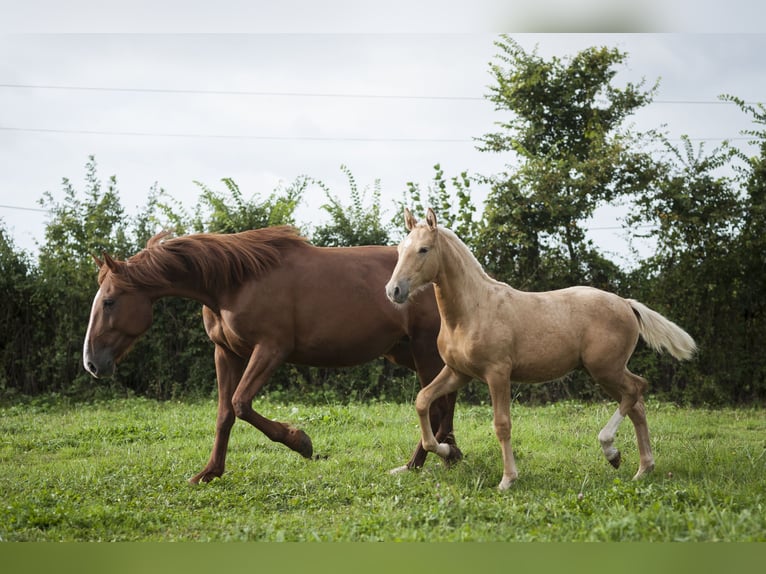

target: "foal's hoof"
[608,451,622,469]
[286,428,314,459]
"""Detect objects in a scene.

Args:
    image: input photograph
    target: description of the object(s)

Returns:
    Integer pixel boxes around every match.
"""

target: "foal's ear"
[92,254,104,268]
[404,207,418,231]
[425,207,438,230]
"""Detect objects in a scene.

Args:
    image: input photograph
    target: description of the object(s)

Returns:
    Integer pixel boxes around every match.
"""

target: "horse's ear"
[404,208,418,231]
[102,251,123,274]
[92,254,104,268]
[425,207,438,231]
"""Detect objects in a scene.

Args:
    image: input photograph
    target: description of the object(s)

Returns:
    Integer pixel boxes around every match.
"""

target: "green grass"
[1,397,764,541]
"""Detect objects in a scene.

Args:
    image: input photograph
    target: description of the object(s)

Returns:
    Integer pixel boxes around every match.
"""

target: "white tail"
[627,299,697,360]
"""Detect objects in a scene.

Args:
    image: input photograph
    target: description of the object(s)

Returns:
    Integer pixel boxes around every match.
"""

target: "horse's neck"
[136,261,220,311]
[154,281,219,311]
[433,231,495,329]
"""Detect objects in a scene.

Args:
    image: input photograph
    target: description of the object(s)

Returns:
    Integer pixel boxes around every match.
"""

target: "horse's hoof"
[497,474,517,491]
[608,451,622,469]
[389,465,409,475]
[632,463,655,480]
[189,469,222,484]
[443,444,463,468]
[287,428,314,459]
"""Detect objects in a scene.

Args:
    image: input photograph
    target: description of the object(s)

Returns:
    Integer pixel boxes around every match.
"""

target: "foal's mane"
[100,226,309,292]
[435,225,499,286]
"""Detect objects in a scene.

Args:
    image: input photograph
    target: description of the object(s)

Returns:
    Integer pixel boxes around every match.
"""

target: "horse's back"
[211,243,439,367]
[452,284,638,383]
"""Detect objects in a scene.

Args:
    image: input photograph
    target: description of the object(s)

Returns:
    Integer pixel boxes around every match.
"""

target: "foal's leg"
[596,368,653,479]
[190,344,246,484]
[627,398,654,479]
[387,339,461,474]
[415,366,471,460]
[486,372,517,491]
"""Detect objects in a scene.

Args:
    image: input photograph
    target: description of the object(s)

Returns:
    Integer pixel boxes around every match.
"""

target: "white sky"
[1,5,765,267]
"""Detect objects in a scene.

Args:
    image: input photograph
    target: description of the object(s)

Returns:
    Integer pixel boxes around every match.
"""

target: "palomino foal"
[386,208,696,490]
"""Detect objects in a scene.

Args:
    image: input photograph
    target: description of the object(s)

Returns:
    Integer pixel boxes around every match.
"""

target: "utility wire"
[0,83,760,106]
[0,126,753,143]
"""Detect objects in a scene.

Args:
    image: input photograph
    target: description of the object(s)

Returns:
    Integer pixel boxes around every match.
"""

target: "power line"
[0,125,753,144]
[0,83,482,102]
[0,83,759,106]
[0,126,472,143]
[0,203,49,213]
[0,202,656,232]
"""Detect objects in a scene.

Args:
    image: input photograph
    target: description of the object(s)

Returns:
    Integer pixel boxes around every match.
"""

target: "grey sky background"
[1,5,764,266]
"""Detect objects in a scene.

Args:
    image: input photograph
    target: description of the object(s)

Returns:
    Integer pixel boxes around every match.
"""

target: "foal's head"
[386,207,442,305]
[82,253,154,378]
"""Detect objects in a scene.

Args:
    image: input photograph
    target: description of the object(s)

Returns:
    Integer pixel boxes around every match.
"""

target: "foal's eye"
[103,298,115,309]
[418,247,429,254]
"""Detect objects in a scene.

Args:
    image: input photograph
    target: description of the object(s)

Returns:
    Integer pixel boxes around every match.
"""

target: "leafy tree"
[476,36,661,290]
[0,224,37,394]
[312,165,390,247]
[626,136,743,403]
[397,164,478,243]
[33,156,133,394]
[192,177,305,234]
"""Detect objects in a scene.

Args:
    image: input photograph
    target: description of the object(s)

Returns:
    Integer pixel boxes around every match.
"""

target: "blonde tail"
[627,299,697,360]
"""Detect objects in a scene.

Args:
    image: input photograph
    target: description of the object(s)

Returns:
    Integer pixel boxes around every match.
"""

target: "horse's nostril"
[87,361,98,375]
[394,286,401,297]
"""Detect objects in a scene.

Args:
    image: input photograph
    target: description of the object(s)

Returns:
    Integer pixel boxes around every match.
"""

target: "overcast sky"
[1,28,765,265]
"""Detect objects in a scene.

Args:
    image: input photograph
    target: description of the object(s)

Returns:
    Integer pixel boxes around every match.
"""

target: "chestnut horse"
[385,209,696,490]
[83,226,461,483]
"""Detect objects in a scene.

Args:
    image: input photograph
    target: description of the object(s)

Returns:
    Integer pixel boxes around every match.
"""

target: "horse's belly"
[510,345,581,383]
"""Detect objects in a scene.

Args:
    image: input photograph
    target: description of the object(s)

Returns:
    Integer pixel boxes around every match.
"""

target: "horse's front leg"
[486,370,517,491]
[231,344,313,459]
[189,344,245,484]
[415,366,471,461]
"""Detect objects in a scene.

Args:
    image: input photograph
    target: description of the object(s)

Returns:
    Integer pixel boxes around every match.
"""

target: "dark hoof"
[444,444,464,468]
[608,451,622,469]
[287,428,314,459]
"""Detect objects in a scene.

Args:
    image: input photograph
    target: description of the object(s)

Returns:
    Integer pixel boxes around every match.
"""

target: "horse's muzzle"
[385,280,410,305]
[83,349,115,379]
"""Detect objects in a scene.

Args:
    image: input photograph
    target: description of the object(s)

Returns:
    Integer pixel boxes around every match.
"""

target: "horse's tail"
[627,299,697,361]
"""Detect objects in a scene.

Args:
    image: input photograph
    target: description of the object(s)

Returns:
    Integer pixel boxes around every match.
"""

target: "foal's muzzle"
[386,280,410,305]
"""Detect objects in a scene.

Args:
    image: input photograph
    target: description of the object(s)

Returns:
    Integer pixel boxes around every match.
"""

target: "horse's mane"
[436,225,504,287]
[100,226,309,292]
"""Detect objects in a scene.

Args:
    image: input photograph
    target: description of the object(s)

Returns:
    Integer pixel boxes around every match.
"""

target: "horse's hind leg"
[595,369,654,479]
[625,374,654,479]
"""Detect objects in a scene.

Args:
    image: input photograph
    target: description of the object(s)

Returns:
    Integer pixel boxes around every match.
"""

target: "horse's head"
[386,207,441,305]
[82,252,154,378]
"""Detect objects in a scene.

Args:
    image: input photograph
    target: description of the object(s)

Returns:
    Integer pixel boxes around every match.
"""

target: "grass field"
[1,396,764,541]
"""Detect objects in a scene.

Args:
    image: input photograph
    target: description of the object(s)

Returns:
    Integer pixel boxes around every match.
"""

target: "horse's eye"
[418,247,429,254]
[103,298,115,309]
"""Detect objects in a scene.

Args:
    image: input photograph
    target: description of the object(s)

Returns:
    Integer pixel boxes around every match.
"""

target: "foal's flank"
[386,208,696,490]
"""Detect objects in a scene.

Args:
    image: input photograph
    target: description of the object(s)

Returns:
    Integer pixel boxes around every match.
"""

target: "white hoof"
[497,475,517,491]
[632,463,655,481]
[389,464,409,475]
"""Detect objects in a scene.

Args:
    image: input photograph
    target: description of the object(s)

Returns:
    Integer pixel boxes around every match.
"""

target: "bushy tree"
[192,176,304,234]
[476,36,660,290]
[312,165,390,247]
[397,164,477,243]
